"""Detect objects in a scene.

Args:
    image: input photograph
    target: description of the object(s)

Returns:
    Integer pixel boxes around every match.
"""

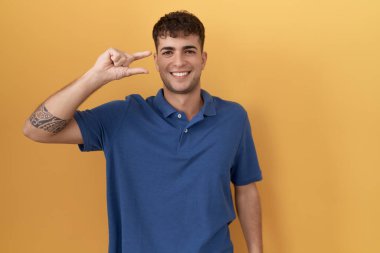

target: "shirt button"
[184,128,188,133]
[177,113,182,118]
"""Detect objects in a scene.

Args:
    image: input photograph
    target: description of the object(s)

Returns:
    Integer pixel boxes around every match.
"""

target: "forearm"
[235,184,263,253]
[42,69,104,119]
[24,68,104,136]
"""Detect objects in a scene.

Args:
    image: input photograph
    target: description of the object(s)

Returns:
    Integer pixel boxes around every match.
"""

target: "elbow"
[23,120,33,139]
[23,121,37,142]
[22,120,45,142]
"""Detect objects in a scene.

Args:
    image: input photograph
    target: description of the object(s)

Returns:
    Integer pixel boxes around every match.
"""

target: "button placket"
[176,112,205,152]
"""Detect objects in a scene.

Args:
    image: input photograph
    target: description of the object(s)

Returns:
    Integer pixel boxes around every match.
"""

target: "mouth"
[170,71,191,78]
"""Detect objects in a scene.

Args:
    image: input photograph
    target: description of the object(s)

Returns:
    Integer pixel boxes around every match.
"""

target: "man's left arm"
[234,182,263,253]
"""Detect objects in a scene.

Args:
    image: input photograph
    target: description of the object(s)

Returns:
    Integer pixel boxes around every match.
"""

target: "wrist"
[81,68,107,88]
[248,244,263,253]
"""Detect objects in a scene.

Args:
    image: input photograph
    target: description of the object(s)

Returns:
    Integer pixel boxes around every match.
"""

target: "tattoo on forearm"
[29,104,68,134]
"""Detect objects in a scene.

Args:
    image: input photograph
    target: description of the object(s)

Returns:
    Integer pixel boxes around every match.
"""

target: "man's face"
[154,33,207,94]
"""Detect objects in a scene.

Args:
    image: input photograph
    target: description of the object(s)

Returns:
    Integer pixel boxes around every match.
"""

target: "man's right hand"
[90,48,152,85]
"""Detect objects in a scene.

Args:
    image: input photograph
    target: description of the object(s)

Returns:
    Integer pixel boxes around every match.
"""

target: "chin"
[165,82,199,94]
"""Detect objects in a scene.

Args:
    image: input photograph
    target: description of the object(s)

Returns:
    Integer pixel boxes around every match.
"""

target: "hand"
[89,47,152,85]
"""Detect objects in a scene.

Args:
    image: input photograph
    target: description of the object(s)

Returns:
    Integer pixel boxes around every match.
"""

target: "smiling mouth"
[170,71,191,77]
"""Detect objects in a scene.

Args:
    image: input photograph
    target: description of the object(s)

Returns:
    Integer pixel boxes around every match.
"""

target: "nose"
[173,52,186,67]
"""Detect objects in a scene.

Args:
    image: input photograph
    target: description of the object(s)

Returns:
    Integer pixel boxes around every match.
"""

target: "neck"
[162,86,204,121]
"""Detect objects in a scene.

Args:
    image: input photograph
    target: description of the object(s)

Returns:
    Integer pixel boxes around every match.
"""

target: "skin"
[154,33,207,121]
[235,182,263,253]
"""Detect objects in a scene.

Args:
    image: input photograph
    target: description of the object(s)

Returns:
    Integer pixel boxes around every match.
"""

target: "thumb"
[124,67,149,77]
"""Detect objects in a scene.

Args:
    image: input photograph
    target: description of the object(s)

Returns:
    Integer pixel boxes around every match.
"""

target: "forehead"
[156,33,201,49]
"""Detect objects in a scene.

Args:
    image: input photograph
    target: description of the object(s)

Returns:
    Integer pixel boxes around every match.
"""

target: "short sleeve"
[230,111,263,186]
[73,99,129,152]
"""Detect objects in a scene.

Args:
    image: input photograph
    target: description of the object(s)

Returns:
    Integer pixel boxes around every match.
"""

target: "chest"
[108,114,241,184]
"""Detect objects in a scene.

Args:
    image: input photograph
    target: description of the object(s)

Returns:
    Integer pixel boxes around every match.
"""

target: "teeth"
[172,72,189,77]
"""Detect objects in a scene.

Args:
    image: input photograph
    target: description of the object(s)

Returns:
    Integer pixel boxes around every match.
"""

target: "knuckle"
[113,54,121,61]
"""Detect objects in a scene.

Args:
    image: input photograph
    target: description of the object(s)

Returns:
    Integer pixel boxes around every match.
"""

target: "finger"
[107,48,123,64]
[114,56,127,67]
[125,67,149,76]
[122,51,151,67]
[121,53,134,67]
[111,53,121,63]
[131,51,152,61]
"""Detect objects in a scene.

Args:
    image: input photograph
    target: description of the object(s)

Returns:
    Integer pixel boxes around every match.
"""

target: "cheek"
[157,64,170,75]
[156,60,169,70]
[155,62,164,71]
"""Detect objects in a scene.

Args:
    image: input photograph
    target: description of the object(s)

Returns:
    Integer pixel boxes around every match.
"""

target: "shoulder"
[124,93,149,107]
[212,95,248,121]
[76,99,126,113]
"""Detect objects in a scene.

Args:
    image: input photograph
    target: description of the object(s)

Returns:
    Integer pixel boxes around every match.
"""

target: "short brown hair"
[152,10,205,51]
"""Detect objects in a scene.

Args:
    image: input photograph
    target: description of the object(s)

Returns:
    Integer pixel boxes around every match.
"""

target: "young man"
[23,11,263,253]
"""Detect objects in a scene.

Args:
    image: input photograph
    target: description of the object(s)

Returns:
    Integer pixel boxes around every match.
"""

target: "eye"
[185,50,196,55]
[162,51,173,56]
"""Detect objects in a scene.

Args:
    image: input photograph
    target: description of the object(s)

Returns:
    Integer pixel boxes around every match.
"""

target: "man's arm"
[234,182,263,253]
[23,48,151,143]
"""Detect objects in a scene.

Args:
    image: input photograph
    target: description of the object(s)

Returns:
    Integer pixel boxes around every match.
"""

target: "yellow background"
[1,0,379,252]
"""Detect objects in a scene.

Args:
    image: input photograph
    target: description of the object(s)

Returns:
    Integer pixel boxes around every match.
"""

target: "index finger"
[131,51,152,61]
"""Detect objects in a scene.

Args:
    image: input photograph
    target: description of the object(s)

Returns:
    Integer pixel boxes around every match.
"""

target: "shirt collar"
[153,88,217,118]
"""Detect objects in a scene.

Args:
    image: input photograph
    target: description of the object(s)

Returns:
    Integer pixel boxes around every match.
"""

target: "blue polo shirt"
[74,88,262,253]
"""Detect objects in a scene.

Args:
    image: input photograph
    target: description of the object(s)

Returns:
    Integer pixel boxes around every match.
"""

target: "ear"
[201,51,207,70]
[154,52,159,71]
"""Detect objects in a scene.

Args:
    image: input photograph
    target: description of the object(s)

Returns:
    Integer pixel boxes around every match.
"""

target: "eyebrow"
[160,45,198,52]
